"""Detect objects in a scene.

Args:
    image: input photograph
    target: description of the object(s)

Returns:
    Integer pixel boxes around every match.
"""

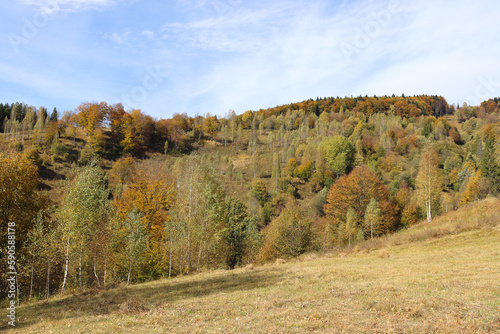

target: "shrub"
[51,141,70,160]
[294,159,312,180]
[79,145,96,165]
[250,179,269,207]
[14,142,23,152]
[259,200,313,262]
[24,148,42,168]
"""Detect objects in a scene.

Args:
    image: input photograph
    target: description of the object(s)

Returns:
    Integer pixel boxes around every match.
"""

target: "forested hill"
[0,94,499,302]
[248,94,454,119]
[2,95,498,157]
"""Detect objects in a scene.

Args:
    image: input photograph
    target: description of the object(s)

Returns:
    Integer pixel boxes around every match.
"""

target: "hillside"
[3,198,499,333]
[1,96,500,307]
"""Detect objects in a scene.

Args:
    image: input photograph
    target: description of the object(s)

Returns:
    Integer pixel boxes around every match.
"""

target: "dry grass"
[2,198,500,333]
[354,197,500,253]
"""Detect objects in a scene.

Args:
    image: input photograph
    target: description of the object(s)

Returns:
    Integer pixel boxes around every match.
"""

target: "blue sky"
[1,0,500,119]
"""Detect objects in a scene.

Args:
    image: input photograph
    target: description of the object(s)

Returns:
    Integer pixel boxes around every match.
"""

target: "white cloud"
[4,0,500,118]
[158,0,500,116]
[19,0,115,12]
[141,30,155,39]
[103,31,131,44]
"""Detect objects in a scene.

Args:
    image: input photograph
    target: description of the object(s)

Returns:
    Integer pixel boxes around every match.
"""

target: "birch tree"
[58,161,110,293]
[363,198,381,239]
[123,210,147,285]
[416,146,442,222]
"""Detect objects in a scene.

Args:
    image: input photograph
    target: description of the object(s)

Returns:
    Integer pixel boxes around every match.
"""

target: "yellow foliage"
[115,164,174,243]
[0,153,47,238]
[460,171,483,205]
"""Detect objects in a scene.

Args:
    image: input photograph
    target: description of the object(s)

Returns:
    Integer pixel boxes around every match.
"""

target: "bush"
[79,145,96,165]
[259,200,313,262]
[24,149,42,168]
[250,179,269,207]
[51,141,70,160]
[14,142,23,152]
[294,159,312,180]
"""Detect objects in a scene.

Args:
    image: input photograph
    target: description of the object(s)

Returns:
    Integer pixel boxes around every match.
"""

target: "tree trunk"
[46,261,50,301]
[93,256,101,287]
[29,254,34,300]
[179,253,183,276]
[127,261,132,285]
[103,258,107,287]
[427,151,432,222]
[197,241,202,272]
[169,237,173,278]
[370,220,373,240]
[16,274,20,306]
[61,238,70,294]
[79,252,83,293]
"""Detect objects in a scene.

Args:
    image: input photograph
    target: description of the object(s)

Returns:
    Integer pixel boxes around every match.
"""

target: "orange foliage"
[324,166,399,235]
[114,164,174,243]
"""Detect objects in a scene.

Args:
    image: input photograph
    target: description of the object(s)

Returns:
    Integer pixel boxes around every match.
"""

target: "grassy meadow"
[2,197,499,333]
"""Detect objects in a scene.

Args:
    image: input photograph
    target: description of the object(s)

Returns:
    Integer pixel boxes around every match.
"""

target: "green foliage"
[363,198,381,239]
[294,159,312,180]
[58,162,110,242]
[24,148,42,168]
[444,153,462,174]
[422,121,433,137]
[344,208,358,247]
[321,135,355,177]
[481,139,500,194]
[287,158,297,177]
[15,142,24,152]
[224,198,258,268]
[79,145,96,165]
[52,141,70,160]
[123,210,148,284]
[260,201,312,261]
[251,179,269,207]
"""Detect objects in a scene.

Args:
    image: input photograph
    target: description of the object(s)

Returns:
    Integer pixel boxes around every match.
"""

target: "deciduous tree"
[416,146,442,222]
[324,166,397,246]
[320,135,355,178]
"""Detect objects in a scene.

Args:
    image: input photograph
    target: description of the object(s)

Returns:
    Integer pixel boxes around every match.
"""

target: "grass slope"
[3,198,500,333]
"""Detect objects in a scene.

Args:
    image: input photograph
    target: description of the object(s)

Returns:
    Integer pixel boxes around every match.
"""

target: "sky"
[1,0,500,119]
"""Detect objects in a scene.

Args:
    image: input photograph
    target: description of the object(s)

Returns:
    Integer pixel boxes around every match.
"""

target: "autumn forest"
[1,94,500,301]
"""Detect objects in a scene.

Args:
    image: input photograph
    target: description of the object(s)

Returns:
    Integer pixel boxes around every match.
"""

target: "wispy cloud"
[2,0,500,118]
[19,0,116,12]
[141,30,155,39]
[157,0,500,115]
[103,31,131,44]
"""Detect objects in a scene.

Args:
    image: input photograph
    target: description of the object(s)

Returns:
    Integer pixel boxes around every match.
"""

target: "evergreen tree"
[49,107,58,122]
[481,139,500,195]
